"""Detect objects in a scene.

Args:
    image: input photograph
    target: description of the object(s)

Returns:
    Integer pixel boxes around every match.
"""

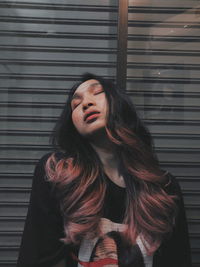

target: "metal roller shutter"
[0,0,199,266]
[0,1,118,265]
[127,1,200,266]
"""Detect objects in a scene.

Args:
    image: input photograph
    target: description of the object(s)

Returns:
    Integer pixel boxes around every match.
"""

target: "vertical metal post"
[116,0,128,91]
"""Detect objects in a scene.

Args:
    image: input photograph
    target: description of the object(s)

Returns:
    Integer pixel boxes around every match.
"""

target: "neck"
[88,129,125,188]
[92,145,117,169]
[87,129,117,169]
[91,143,117,169]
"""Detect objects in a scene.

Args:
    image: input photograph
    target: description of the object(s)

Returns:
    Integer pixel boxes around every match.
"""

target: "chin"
[83,125,106,139]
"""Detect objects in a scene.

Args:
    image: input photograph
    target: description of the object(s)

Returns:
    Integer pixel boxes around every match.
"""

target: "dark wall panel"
[127,1,200,266]
[0,1,118,266]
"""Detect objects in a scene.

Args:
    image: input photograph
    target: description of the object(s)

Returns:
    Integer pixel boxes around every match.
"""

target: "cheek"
[102,98,109,117]
[71,111,81,129]
[99,95,108,111]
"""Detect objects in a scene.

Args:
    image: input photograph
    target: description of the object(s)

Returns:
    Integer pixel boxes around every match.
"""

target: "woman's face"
[71,79,108,136]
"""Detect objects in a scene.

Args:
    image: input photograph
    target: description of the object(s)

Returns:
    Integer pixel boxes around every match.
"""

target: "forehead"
[74,79,100,94]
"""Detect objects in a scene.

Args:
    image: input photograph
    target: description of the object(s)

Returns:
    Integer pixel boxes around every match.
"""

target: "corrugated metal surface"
[0,1,118,265]
[127,1,200,266]
[1,0,199,266]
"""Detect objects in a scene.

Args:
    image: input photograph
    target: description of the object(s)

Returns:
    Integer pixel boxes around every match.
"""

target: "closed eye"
[73,103,79,109]
[94,90,104,95]
[72,100,81,110]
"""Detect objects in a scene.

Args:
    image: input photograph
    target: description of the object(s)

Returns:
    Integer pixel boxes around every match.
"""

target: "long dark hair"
[46,73,177,254]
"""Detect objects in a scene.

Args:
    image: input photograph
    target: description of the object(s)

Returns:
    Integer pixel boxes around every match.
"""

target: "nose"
[82,98,95,111]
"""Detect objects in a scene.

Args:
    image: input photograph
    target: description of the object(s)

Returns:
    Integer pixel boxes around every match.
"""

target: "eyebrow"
[71,82,101,101]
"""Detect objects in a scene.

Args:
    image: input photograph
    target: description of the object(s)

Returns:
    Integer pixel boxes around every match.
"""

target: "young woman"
[17,73,191,267]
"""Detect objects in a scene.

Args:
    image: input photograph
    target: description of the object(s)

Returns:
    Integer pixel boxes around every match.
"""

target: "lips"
[84,111,100,122]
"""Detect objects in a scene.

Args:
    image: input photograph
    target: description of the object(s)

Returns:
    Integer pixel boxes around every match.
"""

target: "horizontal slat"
[1,122,200,134]
[1,102,200,110]
[0,129,50,136]
[128,35,200,42]
[5,91,198,104]
[0,30,117,40]
[0,261,17,267]
[0,87,68,94]
[0,71,116,79]
[127,76,200,84]
[128,7,197,14]
[0,2,118,11]
[3,108,200,121]
[0,45,117,54]
[127,62,200,71]
[0,0,118,5]
[2,87,200,96]
[0,15,117,25]
[128,48,200,56]
[127,55,200,65]
[0,24,117,37]
[128,22,200,28]
[127,90,200,97]
[0,59,116,66]
[0,52,116,63]
[1,115,200,124]
[127,81,200,93]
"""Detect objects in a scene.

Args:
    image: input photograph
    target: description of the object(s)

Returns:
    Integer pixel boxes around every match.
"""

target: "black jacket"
[17,153,192,267]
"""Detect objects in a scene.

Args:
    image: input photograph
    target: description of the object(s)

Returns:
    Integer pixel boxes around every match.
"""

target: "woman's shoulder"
[162,171,183,197]
[37,151,67,165]
[35,151,68,172]
[33,151,67,186]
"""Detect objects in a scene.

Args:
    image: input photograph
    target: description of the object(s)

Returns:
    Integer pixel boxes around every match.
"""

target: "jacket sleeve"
[170,174,192,267]
[17,153,69,267]
[154,173,192,267]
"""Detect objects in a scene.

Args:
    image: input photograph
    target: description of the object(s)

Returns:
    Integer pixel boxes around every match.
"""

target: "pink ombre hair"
[45,73,177,255]
[46,125,177,255]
